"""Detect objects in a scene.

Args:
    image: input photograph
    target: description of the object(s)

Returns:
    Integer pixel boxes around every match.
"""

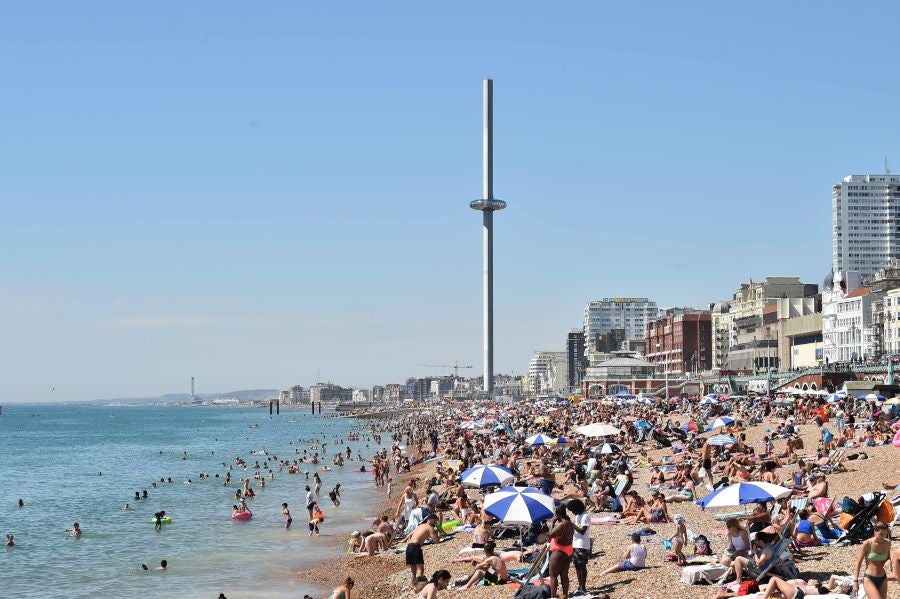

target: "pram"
[837,491,885,545]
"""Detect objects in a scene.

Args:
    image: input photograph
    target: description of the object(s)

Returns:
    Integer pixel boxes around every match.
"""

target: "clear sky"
[2,2,899,402]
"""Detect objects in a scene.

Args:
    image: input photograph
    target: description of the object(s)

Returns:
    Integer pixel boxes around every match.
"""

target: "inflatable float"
[892,422,900,448]
[440,519,460,532]
[151,516,172,525]
[232,511,253,520]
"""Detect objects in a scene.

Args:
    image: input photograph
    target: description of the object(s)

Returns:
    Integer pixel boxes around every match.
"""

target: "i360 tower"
[469,79,506,395]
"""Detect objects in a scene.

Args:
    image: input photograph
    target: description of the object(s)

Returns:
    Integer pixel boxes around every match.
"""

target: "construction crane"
[417,362,474,379]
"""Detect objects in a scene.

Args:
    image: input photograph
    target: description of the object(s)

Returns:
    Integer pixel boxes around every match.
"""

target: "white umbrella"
[594,442,621,455]
[696,482,791,510]
[575,423,621,437]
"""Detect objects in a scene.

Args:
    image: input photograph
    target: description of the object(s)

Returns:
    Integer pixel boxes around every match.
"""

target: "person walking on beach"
[403,514,439,587]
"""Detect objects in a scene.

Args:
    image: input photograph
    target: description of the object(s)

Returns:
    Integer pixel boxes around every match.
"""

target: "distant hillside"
[89,389,279,405]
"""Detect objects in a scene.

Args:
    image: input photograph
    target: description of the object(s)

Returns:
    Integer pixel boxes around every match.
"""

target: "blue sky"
[2,2,899,402]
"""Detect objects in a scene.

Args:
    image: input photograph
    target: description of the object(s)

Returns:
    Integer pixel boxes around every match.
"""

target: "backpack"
[513,583,550,599]
[693,534,711,556]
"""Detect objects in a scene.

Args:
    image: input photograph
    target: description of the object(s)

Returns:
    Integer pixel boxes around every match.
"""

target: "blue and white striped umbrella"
[700,397,719,405]
[704,393,719,400]
[696,481,791,510]
[483,486,555,524]
[705,416,735,432]
[860,393,886,402]
[706,434,737,447]
[639,397,655,405]
[460,464,515,488]
[525,433,556,446]
[825,393,845,404]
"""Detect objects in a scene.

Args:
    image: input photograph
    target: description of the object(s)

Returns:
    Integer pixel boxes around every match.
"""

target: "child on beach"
[669,514,688,566]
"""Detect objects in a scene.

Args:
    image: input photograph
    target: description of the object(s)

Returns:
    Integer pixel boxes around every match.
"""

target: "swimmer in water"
[6,534,13,547]
[67,523,82,538]
[156,560,167,570]
[17,499,24,508]
[282,503,292,529]
[123,504,130,510]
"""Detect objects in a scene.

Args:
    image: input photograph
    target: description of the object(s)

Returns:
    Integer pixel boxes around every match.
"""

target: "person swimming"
[67,523,82,538]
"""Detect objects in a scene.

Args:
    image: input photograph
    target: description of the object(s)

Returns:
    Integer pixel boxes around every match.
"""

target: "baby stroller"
[837,491,885,545]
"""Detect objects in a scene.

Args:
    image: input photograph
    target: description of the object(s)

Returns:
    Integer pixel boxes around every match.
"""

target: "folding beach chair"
[510,543,550,585]
[818,449,846,474]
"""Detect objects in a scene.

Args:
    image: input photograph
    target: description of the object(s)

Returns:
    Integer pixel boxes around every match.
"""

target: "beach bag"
[822,427,833,444]
[693,534,712,556]
[737,581,759,596]
[513,584,550,599]
[838,496,861,515]
[838,512,855,530]
[773,558,801,580]
[877,500,895,524]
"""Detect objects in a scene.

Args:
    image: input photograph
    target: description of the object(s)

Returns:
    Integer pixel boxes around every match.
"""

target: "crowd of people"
[326,391,900,599]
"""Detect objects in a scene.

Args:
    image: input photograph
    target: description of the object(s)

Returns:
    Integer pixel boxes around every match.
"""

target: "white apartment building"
[832,174,900,279]
[583,297,658,350]
[528,351,567,396]
[881,288,900,355]
[822,271,871,363]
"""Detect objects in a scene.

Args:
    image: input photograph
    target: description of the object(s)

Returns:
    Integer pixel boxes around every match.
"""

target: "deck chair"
[510,543,550,585]
[818,449,846,474]
[752,534,793,583]
[789,497,809,512]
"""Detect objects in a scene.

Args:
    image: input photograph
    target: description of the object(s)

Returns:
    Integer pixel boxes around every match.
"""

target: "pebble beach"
[303,398,900,599]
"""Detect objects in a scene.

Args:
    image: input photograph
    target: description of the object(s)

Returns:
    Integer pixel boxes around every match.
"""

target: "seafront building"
[528,351,567,396]
[566,330,586,389]
[832,173,900,279]
[645,309,712,376]
[583,298,658,358]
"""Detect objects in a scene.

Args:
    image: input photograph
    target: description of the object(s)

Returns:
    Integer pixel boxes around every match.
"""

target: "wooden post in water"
[269,401,273,415]
[276,400,280,415]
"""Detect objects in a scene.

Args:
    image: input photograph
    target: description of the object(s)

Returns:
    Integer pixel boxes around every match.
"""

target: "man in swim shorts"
[403,514,439,587]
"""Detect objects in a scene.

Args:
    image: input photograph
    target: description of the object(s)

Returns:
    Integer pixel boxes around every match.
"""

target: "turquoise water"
[0,405,390,599]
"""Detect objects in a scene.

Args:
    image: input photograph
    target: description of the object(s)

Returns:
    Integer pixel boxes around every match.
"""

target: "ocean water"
[0,405,391,599]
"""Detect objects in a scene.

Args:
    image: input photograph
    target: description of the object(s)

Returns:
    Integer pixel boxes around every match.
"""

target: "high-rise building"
[528,351,567,396]
[566,330,586,389]
[583,298,659,358]
[832,173,900,279]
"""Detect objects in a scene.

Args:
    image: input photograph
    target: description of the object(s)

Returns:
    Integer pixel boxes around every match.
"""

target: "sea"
[0,404,393,599]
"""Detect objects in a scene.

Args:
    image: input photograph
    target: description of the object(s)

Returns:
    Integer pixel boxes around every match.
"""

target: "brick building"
[645,310,712,375]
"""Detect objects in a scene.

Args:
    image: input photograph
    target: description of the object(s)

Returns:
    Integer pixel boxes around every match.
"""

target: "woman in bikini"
[853,522,892,599]
[328,577,354,599]
[548,505,575,599]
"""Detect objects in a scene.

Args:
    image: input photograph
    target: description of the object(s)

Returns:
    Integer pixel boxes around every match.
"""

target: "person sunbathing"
[758,574,853,598]
[664,478,696,503]
[806,474,828,499]
[455,541,509,589]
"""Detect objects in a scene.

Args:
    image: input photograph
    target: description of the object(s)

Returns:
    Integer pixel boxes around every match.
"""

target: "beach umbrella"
[594,442,621,455]
[704,394,719,400]
[700,397,719,405]
[705,417,735,432]
[634,420,653,429]
[553,436,572,445]
[706,434,738,447]
[886,396,900,406]
[860,393,886,402]
[483,486,554,525]
[575,423,621,437]
[825,393,844,404]
[525,433,556,446]
[534,416,551,424]
[696,481,791,510]
[441,459,463,470]
[639,397,655,405]
[460,464,515,488]
[459,421,478,430]
[680,420,699,432]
